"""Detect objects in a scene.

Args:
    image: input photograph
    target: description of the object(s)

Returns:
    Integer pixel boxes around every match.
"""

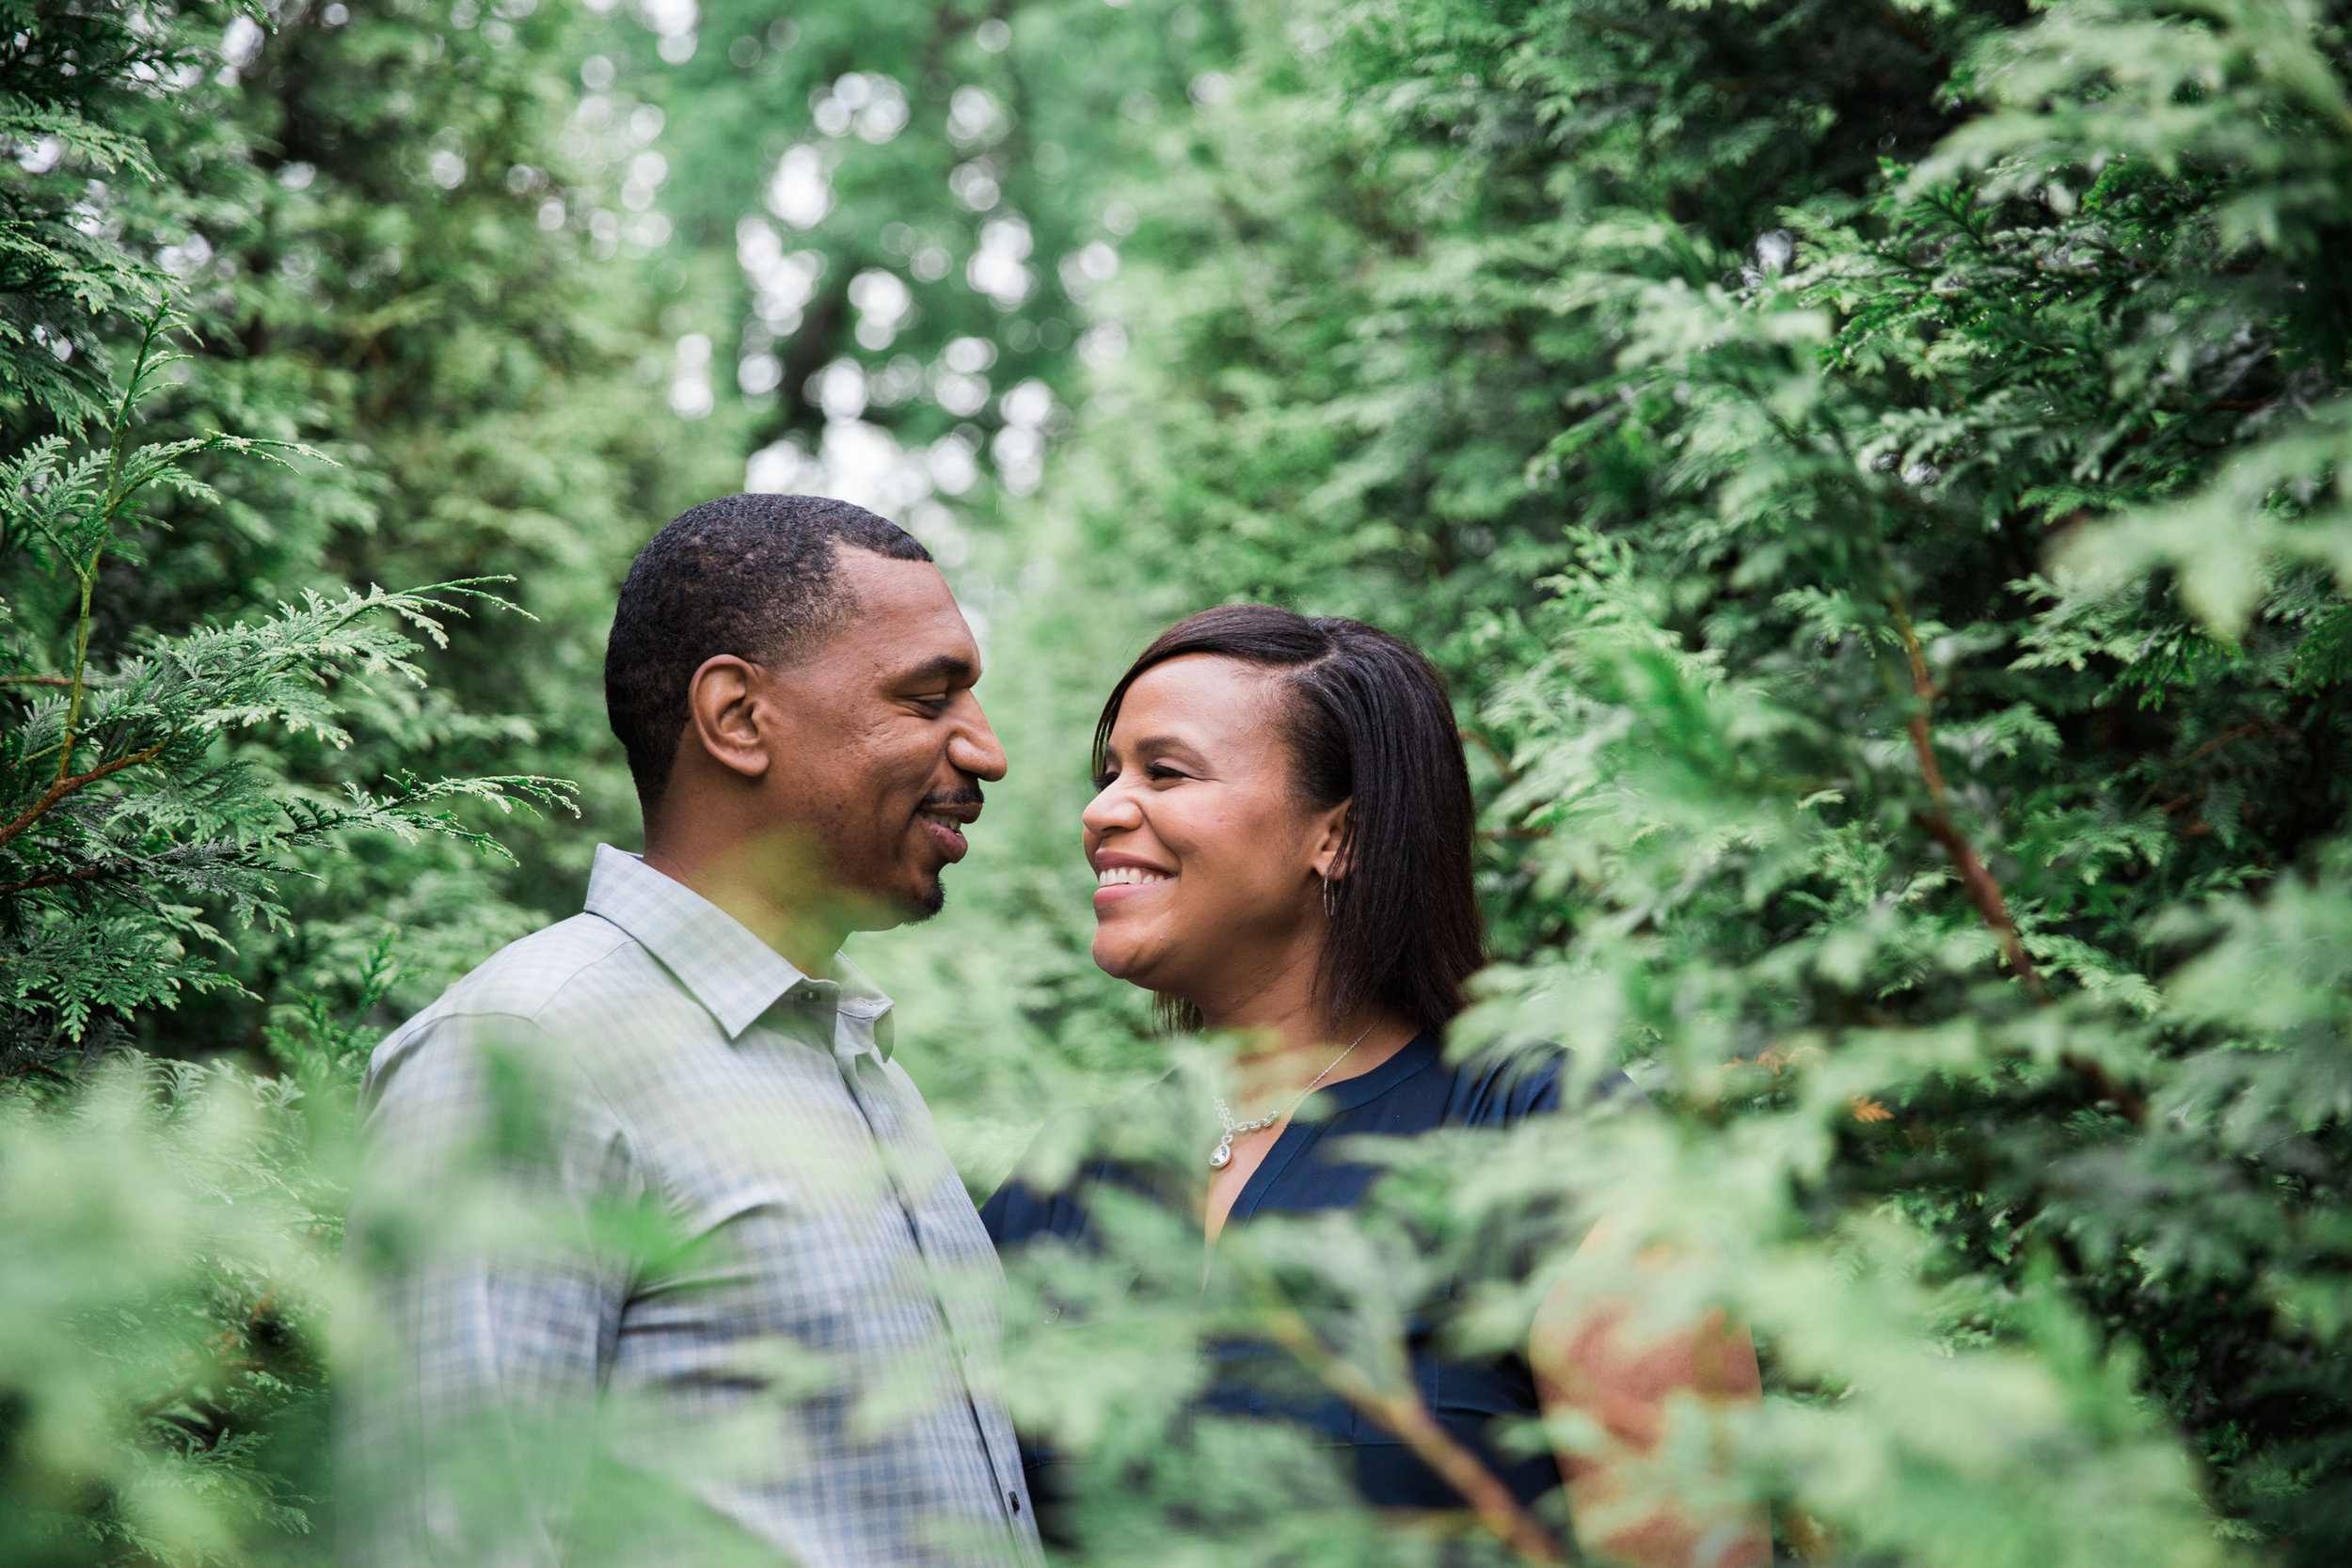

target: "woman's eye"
[1146,764,1188,783]
[1089,770,1117,790]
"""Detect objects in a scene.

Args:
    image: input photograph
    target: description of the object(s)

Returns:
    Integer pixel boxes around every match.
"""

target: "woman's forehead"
[1113,655,1283,746]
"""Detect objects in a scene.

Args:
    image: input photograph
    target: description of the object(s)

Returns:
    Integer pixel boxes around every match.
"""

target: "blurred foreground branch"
[1255,1302,1566,1563]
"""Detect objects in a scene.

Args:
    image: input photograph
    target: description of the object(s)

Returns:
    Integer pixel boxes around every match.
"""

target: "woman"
[982,605,1765,1566]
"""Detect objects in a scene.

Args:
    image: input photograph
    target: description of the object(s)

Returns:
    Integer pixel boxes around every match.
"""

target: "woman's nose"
[1081,779,1143,835]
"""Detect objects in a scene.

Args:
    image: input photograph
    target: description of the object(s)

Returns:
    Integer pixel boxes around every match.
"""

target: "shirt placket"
[802,984,1035,1554]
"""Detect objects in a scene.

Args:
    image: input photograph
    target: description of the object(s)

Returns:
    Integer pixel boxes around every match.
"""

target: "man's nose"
[948,695,1008,782]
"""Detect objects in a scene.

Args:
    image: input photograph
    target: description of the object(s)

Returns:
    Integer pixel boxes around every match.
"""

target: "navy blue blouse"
[980,1032,1570,1514]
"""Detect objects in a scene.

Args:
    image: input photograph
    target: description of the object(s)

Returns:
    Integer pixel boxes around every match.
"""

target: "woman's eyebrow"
[1127,734,1204,759]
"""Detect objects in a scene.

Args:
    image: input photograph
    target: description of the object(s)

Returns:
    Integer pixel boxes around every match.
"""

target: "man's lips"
[916,796,981,863]
[919,815,969,861]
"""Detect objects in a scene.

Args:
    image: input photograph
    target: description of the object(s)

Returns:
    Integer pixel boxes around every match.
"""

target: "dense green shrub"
[975,0,2352,1558]
[1,1,672,1556]
[8,0,2352,1563]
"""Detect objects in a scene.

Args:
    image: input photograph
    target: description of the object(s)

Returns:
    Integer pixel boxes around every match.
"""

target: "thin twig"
[1461,725,1526,789]
[0,859,135,899]
[1908,807,2045,1002]
[2133,721,2265,811]
[1257,1305,1565,1563]
[0,674,73,687]
[1874,3,1931,50]
[0,735,173,850]
[1866,511,2148,1122]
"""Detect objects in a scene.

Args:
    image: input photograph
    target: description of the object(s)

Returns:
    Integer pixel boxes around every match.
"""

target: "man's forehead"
[834,544,950,601]
[825,551,980,680]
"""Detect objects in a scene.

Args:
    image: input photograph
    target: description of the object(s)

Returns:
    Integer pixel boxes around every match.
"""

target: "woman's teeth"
[1096,865,1172,887]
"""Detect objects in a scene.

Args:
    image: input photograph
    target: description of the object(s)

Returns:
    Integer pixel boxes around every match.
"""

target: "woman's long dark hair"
[1094,604,1485,1036]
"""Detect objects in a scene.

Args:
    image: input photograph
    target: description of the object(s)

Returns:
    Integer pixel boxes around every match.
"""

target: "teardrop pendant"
[1209,1137,1232,1169]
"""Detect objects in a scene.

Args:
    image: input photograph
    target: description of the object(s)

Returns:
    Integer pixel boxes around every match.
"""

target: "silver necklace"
[1209,1024,1375,1169]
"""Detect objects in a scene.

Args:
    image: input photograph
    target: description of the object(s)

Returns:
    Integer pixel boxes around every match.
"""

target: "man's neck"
[640,842,853,978]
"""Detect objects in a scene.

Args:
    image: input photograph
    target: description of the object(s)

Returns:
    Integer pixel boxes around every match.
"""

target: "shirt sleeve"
[337,1008,643,1568]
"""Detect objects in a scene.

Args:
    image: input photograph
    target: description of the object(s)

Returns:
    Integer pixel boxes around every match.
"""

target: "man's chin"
[875,867,945,926]
[899,877,946,923]
[834,871,945,931]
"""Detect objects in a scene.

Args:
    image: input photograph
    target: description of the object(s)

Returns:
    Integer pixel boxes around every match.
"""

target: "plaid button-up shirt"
[341,845,1040,1568]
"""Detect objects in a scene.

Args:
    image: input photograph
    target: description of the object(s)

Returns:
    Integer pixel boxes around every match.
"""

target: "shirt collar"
[581,845,895,1060]
[827,952,897,1064]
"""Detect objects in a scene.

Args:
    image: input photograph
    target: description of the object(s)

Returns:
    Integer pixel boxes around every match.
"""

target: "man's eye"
[913,693,953,712]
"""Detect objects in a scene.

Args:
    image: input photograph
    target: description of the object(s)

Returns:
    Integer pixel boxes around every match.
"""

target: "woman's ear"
[1309,799,1354,881]
[685,655,773,780]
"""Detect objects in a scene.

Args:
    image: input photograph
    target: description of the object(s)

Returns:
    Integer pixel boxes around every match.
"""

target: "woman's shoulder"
[1438,1040,1650,1130]
[980,1164,1088,1250]
[979,1078,1187,1249]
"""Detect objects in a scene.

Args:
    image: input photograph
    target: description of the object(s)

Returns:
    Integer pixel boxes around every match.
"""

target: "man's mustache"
[920,785,985,811]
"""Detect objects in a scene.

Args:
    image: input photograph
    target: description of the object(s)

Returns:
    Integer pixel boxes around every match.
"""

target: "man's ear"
[1309,800,1355,881]
[685,655,772,780]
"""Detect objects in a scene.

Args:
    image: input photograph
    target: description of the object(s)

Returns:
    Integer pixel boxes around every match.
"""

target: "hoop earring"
[1321,873,1339,920]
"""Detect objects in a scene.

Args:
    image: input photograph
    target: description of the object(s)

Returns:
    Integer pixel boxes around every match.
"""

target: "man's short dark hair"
[605,493,932,811]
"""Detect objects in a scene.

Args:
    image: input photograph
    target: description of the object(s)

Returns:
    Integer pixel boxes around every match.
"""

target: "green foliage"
[62,0,716,1037]
[0,1057,339,1568]
[3,309,571,1071]
[0,0,185,431]
[0,1,631,1550]
[9,0,2352,1564]
[923,0,2352,1560]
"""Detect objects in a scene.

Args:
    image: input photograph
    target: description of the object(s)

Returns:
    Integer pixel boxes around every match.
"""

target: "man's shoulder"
[363,914,680,1093]
[415,912,646,1022]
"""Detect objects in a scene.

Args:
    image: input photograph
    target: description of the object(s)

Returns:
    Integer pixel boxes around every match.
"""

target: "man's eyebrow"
[894,653,979,689]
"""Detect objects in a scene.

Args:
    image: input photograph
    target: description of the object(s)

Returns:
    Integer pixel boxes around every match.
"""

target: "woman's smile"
[1091,852,1175,911]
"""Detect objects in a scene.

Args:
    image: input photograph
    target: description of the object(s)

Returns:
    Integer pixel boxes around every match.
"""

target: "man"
[339,495,1034,1568]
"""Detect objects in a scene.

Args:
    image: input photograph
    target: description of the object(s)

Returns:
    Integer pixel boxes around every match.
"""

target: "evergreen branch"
[103,309,167,508]
[1870,516,2150,1121]
[1254,1302,1566,1563]
[0,858,135,899]
[2133,721,2266,809]
[1871,562,2042,990]
[0,733,173,852]
[1821,365,2161,1118]
[1907,806,2045,1002]
[1462,724,1526,788]
[54,310,172,795]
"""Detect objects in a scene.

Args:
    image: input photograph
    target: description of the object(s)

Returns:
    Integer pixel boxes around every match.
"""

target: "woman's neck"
[1200,997,1334,1059]
[1202,997,1420,1114]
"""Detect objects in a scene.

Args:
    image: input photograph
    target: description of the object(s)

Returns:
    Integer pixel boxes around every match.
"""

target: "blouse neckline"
[1225,1030,1444,1227]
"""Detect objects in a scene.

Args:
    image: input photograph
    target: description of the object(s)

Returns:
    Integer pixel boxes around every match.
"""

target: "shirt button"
[1009,1492,1021,1514]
